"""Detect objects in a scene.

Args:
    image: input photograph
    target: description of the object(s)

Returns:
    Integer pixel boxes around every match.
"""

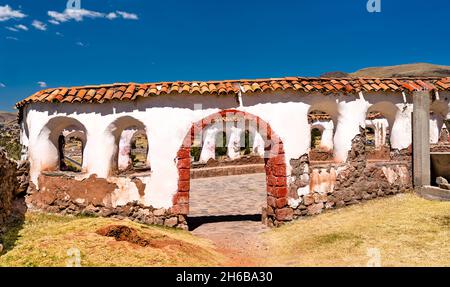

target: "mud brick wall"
[27,174,187,229]
[289,128,412,219]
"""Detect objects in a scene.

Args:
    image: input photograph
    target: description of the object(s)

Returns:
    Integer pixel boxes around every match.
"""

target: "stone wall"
[26,174,187,229]
[26,128,413,230]
[0,149,29,227]
[287,128,412,219]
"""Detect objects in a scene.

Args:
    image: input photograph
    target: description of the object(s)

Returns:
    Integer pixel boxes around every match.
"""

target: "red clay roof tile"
[16,77,450,108]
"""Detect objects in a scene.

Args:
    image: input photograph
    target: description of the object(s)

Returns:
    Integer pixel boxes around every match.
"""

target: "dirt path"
[191,220,270,266]
[189,173,272,266]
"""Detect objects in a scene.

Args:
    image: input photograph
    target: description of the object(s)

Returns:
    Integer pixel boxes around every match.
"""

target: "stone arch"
[36,116,87,172]
[105,116,149,174]
[173,109,289,227]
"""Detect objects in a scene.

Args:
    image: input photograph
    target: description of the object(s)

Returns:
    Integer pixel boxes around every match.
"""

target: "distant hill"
[319,71,350,78]
[320,63,450,78]
[0,112,17,124]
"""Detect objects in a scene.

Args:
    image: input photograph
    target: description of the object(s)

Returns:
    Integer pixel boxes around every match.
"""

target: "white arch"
[105,116,148,174]
[32,116,87,180]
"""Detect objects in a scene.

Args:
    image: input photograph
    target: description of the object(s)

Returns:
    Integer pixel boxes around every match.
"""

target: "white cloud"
[48,8,104,23]
[37,81,47,88]
[48,8,138,23]
[76,41,85,47]
[116,11,138,20]
[0,83,5,88]
[5,26,18,32]
[15,24,28,31]
[55,32,63,36]
[0,5,27,22]
[32,20,47,31]
[106,12,117,20]
[6,36,18,41]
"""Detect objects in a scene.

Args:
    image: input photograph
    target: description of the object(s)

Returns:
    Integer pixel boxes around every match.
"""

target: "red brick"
[177,148,190,159]
[170,204,189,215]
[275,176,286,187]
[177,158,191,169]
[273,164,286,177]
[275,207,293,221]
[173,192,189,204]
[267,175,276,187]
[178,168,190,181]
[273,154,285,165]
[178,180,190,192]
[273,187,287,198]
[267,186,276,196]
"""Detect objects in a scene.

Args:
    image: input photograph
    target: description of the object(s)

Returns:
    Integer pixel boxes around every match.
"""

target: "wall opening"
[106,116,150,175]
[37,117,87,173]
[59,132,84,172]
[308,110,334,162]
[174,109,289,229]
[190,117,264,169]
[365,111,391,160]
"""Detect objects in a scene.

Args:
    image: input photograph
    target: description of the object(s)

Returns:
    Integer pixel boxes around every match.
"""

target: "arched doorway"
[173,109,290,228]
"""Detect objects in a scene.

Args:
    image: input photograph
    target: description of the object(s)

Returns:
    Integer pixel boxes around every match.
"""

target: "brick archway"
[173,109,290,227]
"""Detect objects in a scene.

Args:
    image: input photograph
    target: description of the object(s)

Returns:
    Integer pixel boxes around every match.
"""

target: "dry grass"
[0,212,225,267]
[1,193,449,267]
[263,193,450,266]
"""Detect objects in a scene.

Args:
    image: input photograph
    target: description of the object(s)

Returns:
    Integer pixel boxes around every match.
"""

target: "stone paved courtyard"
[189,173,270,265]
[189,173,267,217]
[189,173,269,266]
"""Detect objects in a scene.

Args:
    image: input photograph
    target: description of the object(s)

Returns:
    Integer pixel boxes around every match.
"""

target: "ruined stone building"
[14,77,450,228]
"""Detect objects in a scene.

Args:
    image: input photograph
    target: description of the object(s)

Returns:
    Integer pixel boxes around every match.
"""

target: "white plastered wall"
[21,90,424,209]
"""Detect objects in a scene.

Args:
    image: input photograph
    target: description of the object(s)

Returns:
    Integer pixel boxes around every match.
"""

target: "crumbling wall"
[0,149,29,227]
[288,128,412,218]
[27,174,187,229]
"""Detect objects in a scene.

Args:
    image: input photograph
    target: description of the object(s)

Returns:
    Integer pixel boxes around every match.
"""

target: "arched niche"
[105,116,149,174]
[36,116,87,172]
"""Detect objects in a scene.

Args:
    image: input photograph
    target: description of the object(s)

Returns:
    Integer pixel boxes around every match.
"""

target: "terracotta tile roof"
[15,77,450,108]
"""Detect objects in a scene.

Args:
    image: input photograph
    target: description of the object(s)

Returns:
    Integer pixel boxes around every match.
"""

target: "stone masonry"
[288,127,412,219]
[0,148,29,227]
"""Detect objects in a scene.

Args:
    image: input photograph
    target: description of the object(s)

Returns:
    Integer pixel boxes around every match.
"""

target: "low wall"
[26,173,187,229]
[278,129,412,225]
[27,129,412,229]
[191,164,265,179]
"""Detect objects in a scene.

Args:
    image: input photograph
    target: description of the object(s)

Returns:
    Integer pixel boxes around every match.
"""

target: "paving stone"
[189,173,267,217]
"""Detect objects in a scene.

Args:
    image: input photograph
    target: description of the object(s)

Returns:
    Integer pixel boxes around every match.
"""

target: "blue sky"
[0,0,449,111]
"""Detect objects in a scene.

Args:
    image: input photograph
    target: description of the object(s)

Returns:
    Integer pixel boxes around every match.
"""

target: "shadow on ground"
[187,214,262,231]
[0,197,27,255]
